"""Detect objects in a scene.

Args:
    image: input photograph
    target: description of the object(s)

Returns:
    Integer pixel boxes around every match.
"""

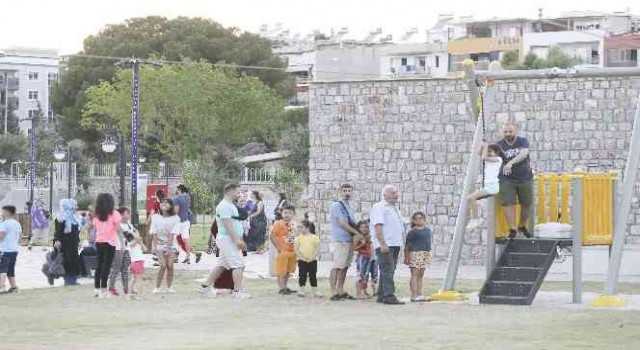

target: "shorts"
[356,253,378,283]
[275,252,297,275]
[408,251,432,269]
[0,251,18,278]
[155,248,178,260]
[130,261,145,275]
[481,182,500,196]
[332,242,354,269]
[500,180,533,207]
[216,235,245,269]
[176,221,191,239]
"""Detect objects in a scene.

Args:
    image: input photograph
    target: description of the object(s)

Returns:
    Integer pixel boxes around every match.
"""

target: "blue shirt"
[370,201,405,249]
[0,219,22,252]
[173,194,191,222]
[330,200,356,242]
[216,199,244,239]
[496,136,533,182]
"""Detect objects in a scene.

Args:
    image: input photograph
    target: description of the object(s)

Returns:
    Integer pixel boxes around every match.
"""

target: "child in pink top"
[93,193,124,298]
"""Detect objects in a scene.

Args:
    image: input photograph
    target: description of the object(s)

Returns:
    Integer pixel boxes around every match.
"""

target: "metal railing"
[87,163,182,179]
[239,167,301,184]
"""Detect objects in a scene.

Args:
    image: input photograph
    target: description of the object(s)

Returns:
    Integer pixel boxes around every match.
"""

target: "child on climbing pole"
[466,143,503,230]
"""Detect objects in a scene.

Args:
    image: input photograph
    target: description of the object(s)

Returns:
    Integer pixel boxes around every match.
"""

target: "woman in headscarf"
[53,199,81,286]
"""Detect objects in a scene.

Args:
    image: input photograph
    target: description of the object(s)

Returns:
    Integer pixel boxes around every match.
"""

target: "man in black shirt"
[496,122,534,239]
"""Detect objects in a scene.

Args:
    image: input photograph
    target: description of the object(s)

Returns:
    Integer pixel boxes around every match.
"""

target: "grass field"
[4,271,640,350]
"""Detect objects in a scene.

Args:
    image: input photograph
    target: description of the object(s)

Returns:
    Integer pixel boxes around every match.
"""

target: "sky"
[1,0,638,54]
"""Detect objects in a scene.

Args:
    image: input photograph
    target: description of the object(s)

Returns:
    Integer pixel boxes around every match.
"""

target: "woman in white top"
[150,198,181,294]
[467,143,503,230]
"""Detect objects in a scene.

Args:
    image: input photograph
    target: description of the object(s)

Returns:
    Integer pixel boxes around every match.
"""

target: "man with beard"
[329,184,361,301]
[496,122,534,239]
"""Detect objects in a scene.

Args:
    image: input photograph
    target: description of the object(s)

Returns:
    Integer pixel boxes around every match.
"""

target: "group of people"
[1,122,534,303]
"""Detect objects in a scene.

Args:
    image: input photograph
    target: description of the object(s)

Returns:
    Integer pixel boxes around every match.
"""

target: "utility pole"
[3,72,8,134]
[130,59,140,226]
[119,134,126,206]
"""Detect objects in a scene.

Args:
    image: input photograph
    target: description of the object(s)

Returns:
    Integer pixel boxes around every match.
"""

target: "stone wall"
[307,75,640,264]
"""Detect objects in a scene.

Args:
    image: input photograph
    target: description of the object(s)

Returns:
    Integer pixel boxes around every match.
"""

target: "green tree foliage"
[500,50,521,70]
[543,46,576,68]
[82,62,285,161]
[0,133,28,173]
[52,16,293,147]
[523,52,543,69]
[276,107,309,185]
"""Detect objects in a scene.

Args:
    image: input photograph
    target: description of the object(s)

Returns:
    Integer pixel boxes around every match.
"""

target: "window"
[48,73,59,83]
[28,109,39,119]
[418,57,426,67]
[401,57,408,66]
[28,72,39,82]
[435,55,440,68]
[28,90,39,100]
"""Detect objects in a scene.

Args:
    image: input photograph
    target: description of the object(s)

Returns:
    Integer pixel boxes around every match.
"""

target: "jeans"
[95,243,115,289]
[298,260,318,287]
[376,246,401,301]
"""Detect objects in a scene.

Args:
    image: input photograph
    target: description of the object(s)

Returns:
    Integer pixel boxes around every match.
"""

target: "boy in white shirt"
[467,143,503,230]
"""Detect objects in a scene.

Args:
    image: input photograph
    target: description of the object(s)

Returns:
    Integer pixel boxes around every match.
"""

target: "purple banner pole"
[131,59,140,226]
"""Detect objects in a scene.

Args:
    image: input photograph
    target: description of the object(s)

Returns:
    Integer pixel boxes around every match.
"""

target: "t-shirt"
[173,194,191,223]
[150,214,180,250]
[496,136,533,182]
[294,233,320,261]
[370,201,405,249]
[93,211,123,247]
[0,219,22,252]
[272,220,295,253]
[405,227,432,252]
[330,200,356,243]
[215,199,244,239]
[357,237,373,258]
[129,242,144,262]
[484,157,503,185]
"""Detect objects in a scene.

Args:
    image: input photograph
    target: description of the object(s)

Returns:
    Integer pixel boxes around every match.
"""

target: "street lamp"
[50,146,66,215]
[102,135,126,206]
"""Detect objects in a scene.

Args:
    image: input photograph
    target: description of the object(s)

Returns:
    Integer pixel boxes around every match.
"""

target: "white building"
[0,47,60,133]
[523,31,605,66]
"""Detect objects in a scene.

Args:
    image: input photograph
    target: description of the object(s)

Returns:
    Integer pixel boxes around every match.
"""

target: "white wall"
[0,50,59,132]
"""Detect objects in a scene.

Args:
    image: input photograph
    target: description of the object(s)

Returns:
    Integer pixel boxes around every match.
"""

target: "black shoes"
[340,293,356,300]
[519,226,533,238]
[195,252,203,263]
[279,288,297,295]
[508,229,518,239]
[382,296,405,305]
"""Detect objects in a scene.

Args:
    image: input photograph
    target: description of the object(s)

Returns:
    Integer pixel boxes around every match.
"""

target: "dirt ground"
[4,273,640,350]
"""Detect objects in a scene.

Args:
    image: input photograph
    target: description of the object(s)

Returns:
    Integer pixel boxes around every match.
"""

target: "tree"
[543,46,576,68]
[277,107,309,181]
[0,133,28,174]
[81,62,285,162]
[52,16,294,149]
[500,50,520,70]
[523,52,542,69]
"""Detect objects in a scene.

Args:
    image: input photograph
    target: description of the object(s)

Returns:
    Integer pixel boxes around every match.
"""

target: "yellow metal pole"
[561,174,570,223]
[549,174,558,224]
[537,174,546,223]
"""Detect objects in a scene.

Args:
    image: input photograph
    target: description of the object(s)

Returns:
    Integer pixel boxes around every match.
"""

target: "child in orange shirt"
[270,205,297,295]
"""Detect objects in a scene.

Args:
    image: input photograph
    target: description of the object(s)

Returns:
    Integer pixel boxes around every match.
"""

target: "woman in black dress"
[247,191,268,253]
[53,199,81,286]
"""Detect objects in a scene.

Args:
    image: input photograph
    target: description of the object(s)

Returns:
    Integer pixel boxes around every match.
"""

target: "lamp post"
[101,135,125,206]
[52,147,66,214]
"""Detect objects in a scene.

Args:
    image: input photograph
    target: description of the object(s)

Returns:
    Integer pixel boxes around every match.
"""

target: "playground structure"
[432,61,640,307]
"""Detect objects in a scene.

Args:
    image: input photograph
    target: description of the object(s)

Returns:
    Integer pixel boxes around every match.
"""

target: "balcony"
[0,77,19,90]
[390,65,430,75]
[606,60,639,68]
[447,36,522,55]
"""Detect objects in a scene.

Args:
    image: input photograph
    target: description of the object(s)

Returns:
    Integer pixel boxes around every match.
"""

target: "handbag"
[337,200,357,229]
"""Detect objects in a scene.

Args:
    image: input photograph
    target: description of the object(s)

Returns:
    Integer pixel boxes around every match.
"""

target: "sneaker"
[340,293,356,300]
[298,290,307,298]
[6,287,19,294]
[383,297,405,305]
[199,286,217,297]
[165,288,176,294]
[153,288,163,294]
[279,289,292,295]
[508,229,518,239]
[108,289,120,297]
[195,252,203,264]
[519,226,533,238]
[182,258,191,265]
[47,275,55,286]
[466,219,483,231]
[330,294,343,301]
[285,288,297,294]
[411,295,427,302]
[233,291,251,299]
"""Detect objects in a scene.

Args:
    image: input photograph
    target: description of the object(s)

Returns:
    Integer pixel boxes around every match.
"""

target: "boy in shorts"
[270,205,297,295]
[0,205,22,294]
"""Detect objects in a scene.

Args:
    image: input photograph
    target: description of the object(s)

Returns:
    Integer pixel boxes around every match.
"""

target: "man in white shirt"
[370,185,405,305]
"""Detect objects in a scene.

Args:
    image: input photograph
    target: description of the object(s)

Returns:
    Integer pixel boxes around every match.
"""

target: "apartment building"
[0,47,60,133]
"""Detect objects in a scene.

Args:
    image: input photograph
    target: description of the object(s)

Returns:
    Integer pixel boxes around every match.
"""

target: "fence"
[494,171,615,245]
[87,163,182,180]
[239,167,301,184]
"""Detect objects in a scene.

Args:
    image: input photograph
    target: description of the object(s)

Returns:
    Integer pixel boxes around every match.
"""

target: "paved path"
[15,245,640,290]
